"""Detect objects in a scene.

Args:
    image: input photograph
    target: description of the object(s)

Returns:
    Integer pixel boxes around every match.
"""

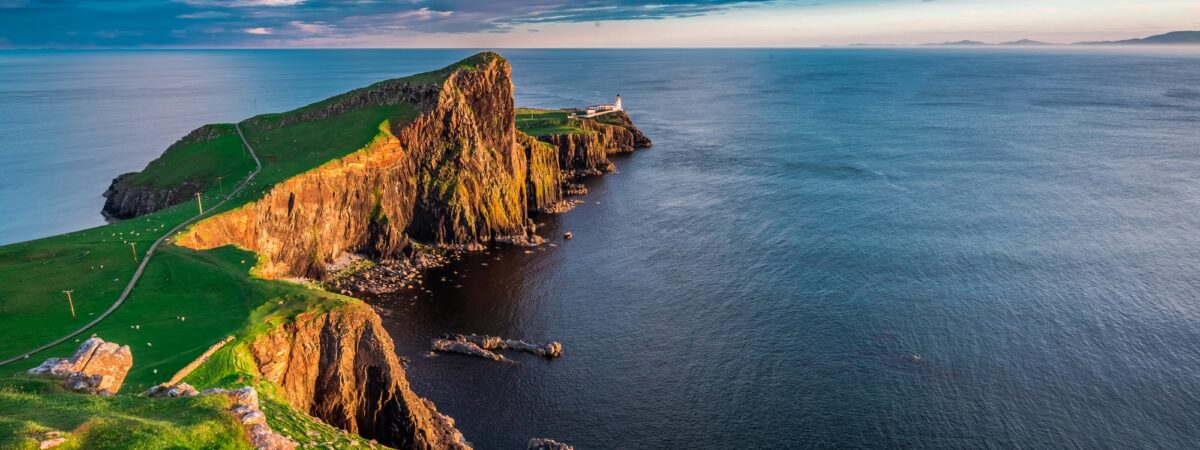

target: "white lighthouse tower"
[614,94,623,111]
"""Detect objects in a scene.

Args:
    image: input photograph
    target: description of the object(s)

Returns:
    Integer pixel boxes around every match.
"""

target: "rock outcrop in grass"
[27,335,132,396]
[204,386,298,450]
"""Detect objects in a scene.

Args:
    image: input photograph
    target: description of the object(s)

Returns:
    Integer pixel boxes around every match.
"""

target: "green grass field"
[516,108,592,136]
[125,125,254,189]
[242,105,418,189]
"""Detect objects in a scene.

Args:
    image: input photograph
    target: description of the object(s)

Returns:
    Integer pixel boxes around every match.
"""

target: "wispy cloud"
[0,0,1195,47]
[288,20,332,34]
[178,11,230,19]
[180,0,306,7]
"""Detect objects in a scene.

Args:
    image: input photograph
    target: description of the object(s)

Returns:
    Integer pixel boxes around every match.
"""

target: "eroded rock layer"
[519,132,565,213]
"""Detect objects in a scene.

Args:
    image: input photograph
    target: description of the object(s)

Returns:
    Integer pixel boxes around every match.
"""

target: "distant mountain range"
[1075,31,1200,45]
[999,39,1052,46]
[901,31,1200,47]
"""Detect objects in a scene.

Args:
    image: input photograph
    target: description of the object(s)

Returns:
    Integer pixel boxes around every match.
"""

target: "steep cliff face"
[177,53,534,278]
[249,302,469,450]
[398,56,528,246]
[176,123,409,279]
[599,110,653,150]
[519,132,564,213]
[102,172,203,220]
[536,111,652,177]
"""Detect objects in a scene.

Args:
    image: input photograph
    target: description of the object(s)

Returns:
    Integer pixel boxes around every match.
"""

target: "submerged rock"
[432,334,562,360]
[431,338,505,361]
[27,335,132,395]
[528,438,574,450]
[538,199,582,214]
[563,183,588,196]
[495,233,547,247]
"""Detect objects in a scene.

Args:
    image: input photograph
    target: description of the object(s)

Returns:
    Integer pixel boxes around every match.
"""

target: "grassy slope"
[0,54,494,449]
[516,108,591,136]
[125,125,254,189]
[0,109,410,376]
[0,83,425,371]
[0,377,248,450]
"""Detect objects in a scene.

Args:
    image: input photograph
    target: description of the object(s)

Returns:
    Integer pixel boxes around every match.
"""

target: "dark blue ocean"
[3,48,1200,448]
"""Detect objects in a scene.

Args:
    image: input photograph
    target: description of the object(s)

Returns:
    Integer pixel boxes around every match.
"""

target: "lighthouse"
[614,94,623,111]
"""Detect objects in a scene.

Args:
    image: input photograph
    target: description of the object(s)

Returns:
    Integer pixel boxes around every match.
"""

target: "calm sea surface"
[3,48,1200,448]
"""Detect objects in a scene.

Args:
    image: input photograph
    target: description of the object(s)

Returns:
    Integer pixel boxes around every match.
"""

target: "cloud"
[180,0,306,7]
[288,20,332,34]
[6,0,1192,48]
[177,11,230,19]
[0,0,783,47]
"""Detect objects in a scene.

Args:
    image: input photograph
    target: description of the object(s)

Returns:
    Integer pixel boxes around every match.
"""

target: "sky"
[0,0,1197,48]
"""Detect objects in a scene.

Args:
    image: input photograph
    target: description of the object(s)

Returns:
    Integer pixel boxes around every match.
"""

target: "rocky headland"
[83,51,650,449]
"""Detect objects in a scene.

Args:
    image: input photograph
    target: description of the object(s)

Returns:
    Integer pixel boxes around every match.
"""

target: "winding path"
[0,124,262,366]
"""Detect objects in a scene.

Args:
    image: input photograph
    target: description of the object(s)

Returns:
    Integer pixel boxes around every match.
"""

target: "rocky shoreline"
[328,252,454,296]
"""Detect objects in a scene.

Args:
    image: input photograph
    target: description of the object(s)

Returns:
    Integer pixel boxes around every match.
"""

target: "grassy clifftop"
[516,108,590,136]
[102,53,511,221]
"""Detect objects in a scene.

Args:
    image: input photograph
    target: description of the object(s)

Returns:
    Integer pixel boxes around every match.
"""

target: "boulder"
[39,437,66,449]
[202,386,297,450]
[144,382,200,398]
[27,335,132,395]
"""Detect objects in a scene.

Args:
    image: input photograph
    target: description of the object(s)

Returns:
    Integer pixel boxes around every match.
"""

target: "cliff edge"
[250,302,469,449]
